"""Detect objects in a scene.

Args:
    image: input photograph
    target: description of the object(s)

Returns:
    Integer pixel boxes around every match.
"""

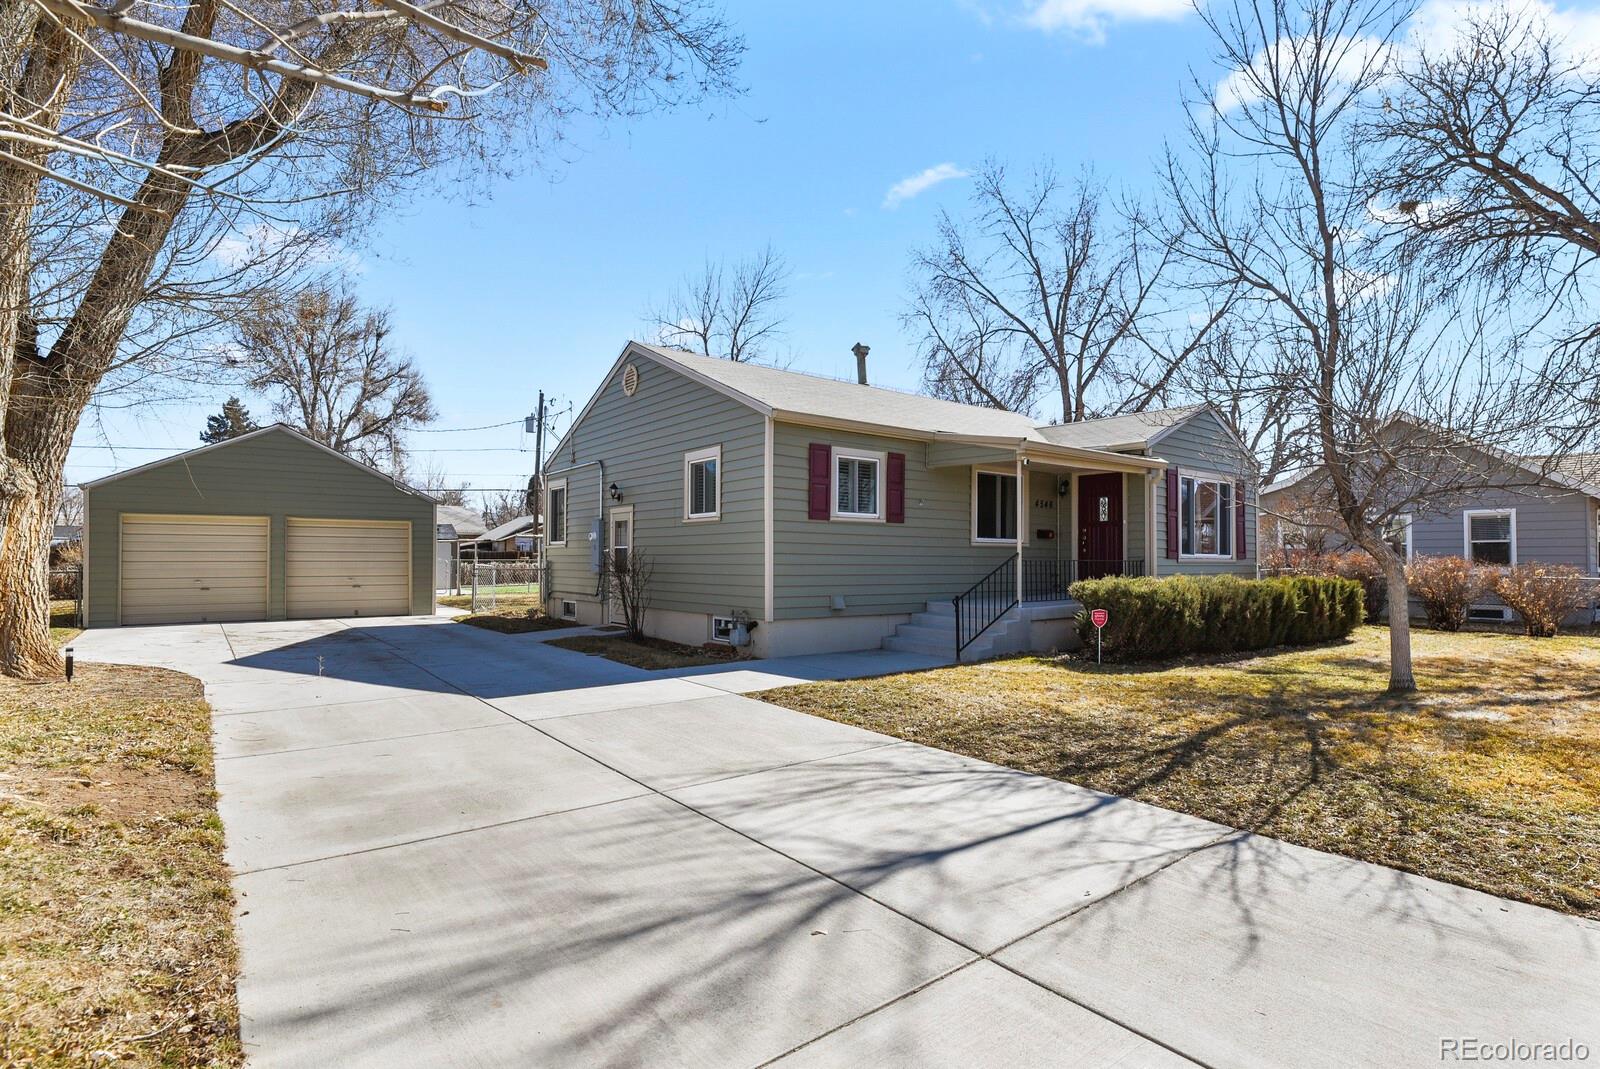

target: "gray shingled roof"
[636,344,1199,449]
[1035,405,1208,451]
[436,504,487,540]
[480,515,538,542]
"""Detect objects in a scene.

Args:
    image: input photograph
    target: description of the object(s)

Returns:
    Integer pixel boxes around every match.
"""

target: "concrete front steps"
[884,599,1083,662]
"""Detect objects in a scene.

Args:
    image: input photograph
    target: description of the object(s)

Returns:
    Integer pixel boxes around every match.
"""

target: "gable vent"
[621,363,640,396]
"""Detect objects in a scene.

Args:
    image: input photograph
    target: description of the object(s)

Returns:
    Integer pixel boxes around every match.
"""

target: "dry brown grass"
[761,626,1600,917]
[437,592,541,612]
[547,633,746,670]
[453,609,578,634]
[0,663,240,1066]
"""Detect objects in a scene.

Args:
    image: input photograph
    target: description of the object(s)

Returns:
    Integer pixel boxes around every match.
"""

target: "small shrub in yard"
[1327,551,1388,623]
[1405,555,1491,631]
[1068,574,1362,661]
[1493,563,1593,637]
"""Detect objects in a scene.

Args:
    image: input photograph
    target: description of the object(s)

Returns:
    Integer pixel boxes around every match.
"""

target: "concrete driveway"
[75,616,1599,1068]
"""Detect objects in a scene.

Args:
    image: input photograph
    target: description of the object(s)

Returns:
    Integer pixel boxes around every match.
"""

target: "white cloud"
[882,163,972,210]
[209,222,360,274]
[1214,33,1392,112]
[1213,0,1600,112]
[1023,0,1190,43]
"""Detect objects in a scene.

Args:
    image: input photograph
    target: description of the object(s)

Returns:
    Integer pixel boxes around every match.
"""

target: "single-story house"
[472,514,540,556]
[542,341,1259,659]
[435,504,488,589]
[82,424,436,626]
[52,524,82,546]
[1261,442,1600,625]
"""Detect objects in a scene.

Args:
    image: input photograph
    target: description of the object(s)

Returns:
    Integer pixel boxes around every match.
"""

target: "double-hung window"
[973,470,1019,542]
[1464,509,1515,565]
[684,445,720,521]
[546,479,568,547]
[833,450,882,520]
[1179,474,1233,557]
[1381,514,1413,561]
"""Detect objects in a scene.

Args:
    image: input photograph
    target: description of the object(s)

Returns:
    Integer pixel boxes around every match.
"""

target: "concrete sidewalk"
[74,616,1600,1068]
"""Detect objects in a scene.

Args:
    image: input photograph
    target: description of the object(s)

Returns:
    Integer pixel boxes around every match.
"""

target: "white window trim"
[1463,507,1517,566]
[710,615,737,644]
[545,478,569,548]
[1385,513,1414,562]
[970,465,1029,546]
[559,599,578,620]
[831,447,886,522]
[683,444,722,522]
[1178,470,1236,560]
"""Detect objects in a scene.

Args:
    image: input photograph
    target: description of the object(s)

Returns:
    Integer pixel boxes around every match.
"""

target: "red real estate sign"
[1090,608,1109,629]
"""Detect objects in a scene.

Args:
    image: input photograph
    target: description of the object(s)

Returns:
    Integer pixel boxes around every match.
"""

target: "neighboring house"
[542,341,1258,660]
[82,424,437,627]
[52,524,82,546]
[435,504,488,589]
[1261,447,1600,625]
[472,515,541,556]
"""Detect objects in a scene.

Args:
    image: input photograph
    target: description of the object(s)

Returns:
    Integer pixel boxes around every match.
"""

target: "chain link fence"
[50,563,83,628]
[464,559,540,613]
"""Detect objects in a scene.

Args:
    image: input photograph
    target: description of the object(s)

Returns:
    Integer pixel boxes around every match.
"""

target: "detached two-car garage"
[84,425,434,628]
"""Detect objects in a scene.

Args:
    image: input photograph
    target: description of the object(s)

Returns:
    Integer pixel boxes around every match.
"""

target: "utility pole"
[524,391,546,513]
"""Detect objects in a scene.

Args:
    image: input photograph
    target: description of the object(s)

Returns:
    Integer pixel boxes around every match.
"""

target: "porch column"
[1147,470,1159,577]
[1016,455,1025,605]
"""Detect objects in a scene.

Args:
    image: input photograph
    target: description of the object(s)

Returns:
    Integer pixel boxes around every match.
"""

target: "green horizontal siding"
[1150,411,1257,576]
[83,428,435,627]
[544,354,766,622]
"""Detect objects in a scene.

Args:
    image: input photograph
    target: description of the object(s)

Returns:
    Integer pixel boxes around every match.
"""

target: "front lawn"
[437,591,539,612]
[50,598,81,646]
[0,664,240,1065]
[547,633,747,670]
[760,626,1600,918]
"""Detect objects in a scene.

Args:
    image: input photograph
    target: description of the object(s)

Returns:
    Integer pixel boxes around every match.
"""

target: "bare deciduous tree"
[0,0,740,676]
[603,546,653,640]
[479,489,525,528]
[906,162,1232,423]
[1171,0,1600,692]
[1375,5,1600,411]
[236,287,435,472]
[650,245,789,363]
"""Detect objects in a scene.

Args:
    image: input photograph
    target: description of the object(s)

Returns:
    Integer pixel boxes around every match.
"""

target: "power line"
[412,418,526,433]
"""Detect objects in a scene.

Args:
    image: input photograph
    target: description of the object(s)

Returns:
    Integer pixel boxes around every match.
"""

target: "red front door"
[1077,473,1124,579]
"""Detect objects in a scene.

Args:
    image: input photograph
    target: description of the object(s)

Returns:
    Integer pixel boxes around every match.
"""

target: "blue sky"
[68,0,1222,500]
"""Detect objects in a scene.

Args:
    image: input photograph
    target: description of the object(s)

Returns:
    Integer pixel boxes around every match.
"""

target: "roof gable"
[81,423,433,500]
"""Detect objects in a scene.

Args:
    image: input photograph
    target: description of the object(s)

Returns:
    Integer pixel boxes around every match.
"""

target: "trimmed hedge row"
[1068,575,1364,661]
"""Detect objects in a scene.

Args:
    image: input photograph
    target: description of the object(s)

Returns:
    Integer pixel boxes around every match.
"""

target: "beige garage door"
[286,518,411,619]
[120,515,269,625]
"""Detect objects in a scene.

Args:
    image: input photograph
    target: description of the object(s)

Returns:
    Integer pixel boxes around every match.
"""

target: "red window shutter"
[1165,468,1180,559]
[808,443,831,520]
[1235,481,1248,560]
[886,452,906,523]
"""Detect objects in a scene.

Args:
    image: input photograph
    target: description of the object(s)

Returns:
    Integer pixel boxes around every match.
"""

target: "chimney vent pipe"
[851,342,870,385]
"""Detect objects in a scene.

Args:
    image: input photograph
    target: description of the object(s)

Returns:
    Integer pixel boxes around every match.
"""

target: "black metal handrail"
[1022,558,1146,601]
[953,554,1018,660]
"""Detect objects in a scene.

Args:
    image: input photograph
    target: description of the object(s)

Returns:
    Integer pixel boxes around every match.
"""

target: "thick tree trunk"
[1382,562,1415,693]
[0,465,60,677]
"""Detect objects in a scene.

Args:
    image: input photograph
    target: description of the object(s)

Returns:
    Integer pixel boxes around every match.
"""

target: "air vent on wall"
[622,363,639,396]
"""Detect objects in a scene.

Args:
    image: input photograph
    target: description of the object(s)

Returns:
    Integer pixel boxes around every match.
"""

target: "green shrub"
[1068,574,1363,661]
